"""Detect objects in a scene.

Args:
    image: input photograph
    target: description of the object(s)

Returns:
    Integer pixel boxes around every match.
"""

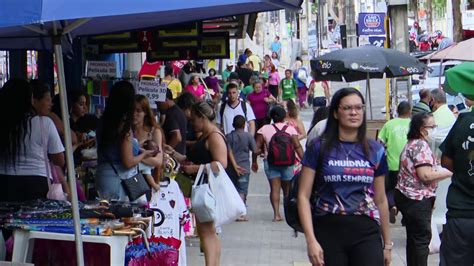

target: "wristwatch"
[384,241,394,250]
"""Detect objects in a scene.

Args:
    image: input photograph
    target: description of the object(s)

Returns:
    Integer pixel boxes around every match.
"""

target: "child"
[136,139,161,192]
[279,69,297,104]
[226,115,256,221]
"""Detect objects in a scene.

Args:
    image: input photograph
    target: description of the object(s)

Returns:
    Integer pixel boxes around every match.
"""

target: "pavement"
[186,102,441,266]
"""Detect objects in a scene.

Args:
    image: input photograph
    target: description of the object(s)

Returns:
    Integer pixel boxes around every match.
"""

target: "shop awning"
[0,0,301,50]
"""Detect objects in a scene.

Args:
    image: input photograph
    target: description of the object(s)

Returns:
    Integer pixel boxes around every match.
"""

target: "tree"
[453,0,463,42]
[426,0,433,32]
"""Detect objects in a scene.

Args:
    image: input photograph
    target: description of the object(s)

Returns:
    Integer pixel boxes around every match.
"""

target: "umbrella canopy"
[421,38,474,61]
[444,62,474,97]
[311,46,426,82]
[0,0,301,50]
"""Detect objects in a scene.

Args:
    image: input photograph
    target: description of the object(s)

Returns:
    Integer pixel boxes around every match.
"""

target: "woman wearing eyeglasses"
[298,87,392,266]
[394,112,452,266]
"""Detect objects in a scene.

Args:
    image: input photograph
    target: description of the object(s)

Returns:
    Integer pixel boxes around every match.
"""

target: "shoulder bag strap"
[39,117,52,188]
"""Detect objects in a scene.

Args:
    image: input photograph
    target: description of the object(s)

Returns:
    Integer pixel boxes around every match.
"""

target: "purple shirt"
[204,76,220,94]
[302,139,388,223]
[247,89,271,120]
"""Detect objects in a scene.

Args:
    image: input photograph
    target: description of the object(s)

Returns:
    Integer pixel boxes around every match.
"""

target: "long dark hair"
[0,79,33,167]
[134,94,158,132]
[407,112,432,140]
[308,106,329,133]
[322,87,370,159]
[99,81,136,151]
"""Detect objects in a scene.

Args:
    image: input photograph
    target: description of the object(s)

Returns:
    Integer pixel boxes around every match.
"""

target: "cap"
[226,61,235,67]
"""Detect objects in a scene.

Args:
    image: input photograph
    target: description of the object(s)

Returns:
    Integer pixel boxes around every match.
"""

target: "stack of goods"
[125,232,181,266]
[0,199,152,235]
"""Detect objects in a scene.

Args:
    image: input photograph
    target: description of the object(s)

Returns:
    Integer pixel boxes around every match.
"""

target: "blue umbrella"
[0,1,301,265]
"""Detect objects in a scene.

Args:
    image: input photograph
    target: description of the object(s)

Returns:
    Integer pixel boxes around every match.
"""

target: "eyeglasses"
[338,104,366,113]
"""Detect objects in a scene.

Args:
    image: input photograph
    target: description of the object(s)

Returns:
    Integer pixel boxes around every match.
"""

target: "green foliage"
[432,0,446,18]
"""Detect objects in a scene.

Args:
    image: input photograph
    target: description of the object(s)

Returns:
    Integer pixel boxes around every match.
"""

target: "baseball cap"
[226,61,235,67]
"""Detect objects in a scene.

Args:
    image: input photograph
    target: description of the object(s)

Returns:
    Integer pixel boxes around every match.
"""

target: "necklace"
[339,142,353,162]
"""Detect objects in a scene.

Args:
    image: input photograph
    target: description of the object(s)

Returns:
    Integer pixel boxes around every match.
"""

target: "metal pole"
[52,24,85,266]
[366,72,373,119]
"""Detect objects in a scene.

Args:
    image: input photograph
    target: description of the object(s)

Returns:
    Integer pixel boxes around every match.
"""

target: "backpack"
[284,139,324,234]
[267,124,296,166]
[220,100,247,126]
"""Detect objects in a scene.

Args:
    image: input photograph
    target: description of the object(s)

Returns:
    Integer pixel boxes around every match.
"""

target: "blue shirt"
[302,139,388,222]
[271,41,281,53]
[238,54,247,64]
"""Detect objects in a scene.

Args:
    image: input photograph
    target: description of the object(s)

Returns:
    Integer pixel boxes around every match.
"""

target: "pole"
[385,13,391,121]
[366,72,373,119]
[52,24,85,266]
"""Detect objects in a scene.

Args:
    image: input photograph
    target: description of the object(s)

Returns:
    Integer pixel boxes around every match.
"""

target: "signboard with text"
[136,80,167,108]
[358,13,386,36]
[368,36,386,47]
[85,61,117,79]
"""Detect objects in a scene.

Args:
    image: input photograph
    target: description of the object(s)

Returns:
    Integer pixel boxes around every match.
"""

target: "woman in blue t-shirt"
[298,88,392,266]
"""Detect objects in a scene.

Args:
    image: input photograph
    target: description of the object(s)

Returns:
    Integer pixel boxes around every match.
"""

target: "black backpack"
[284,139,323,234]
[267,125,295,166]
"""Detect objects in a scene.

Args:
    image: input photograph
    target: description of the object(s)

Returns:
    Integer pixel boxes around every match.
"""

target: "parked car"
[411,60,467,111]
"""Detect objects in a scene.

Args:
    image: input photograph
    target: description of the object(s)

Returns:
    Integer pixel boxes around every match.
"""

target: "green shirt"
[440,110,474,219]
[222,69,232,82]
[280,78,297,100]
[242,85,253,95]
[378,118,411,171]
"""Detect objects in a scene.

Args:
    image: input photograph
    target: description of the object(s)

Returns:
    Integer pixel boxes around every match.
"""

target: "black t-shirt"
[440,110,474,219]
[236,68,254,87]
[163,105,187,155]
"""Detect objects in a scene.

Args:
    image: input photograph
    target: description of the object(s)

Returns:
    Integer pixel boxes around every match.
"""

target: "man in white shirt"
[431,89,457,153]
[217,83,256,136]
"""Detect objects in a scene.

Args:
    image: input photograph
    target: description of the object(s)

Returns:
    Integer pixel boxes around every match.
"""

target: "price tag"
[136,80,167,108]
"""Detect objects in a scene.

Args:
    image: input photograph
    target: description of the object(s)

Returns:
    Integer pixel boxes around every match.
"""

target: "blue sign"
[368,36,386,47]
[358,13,386,36]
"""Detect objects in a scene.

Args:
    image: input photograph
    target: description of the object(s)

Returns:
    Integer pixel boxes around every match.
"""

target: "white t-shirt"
[0,116,64,178]
[217,101,256,135]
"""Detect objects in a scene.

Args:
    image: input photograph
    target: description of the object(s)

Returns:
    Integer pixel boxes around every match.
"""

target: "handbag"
[40,117,66,201]
[191,164,216,223]
[106,158,150,201]
[208,163,246,226]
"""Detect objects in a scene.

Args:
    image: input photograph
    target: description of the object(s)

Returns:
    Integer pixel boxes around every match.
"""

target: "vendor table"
[12,230,129,265]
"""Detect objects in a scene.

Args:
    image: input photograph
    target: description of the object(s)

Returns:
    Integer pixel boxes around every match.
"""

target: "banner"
[358,13,386,36]
[136,80,167,108]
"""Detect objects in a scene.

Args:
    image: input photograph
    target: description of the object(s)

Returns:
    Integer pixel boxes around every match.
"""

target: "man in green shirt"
[412,89,431,116]
[279,69,297,102]
[378,101,411,223]
[222,62,234,83]
[440,94,474,265]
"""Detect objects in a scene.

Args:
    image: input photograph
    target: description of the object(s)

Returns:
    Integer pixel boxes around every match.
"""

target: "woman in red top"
[185,75,206,100]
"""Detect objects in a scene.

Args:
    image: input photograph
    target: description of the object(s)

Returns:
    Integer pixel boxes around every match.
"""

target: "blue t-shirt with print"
[302,139,388,222]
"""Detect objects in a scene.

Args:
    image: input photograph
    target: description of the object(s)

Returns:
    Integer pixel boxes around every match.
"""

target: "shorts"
[313,97,327,107]
[263,160,294,181]
[236,173,250,196]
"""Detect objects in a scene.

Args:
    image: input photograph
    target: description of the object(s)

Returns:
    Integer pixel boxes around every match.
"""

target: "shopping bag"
[191,164,216,223]
[429,218,441,254]
[207,163,246,226]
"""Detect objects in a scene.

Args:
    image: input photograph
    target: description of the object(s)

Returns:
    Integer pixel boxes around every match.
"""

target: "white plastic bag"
[429,218,441,254]
[191,164,216,223]
[208,163,246,226]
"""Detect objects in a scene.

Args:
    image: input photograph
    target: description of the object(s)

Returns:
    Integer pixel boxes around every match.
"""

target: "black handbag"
[107,159,150,201]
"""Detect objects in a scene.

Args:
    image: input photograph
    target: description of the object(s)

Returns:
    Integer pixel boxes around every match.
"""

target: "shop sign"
[358,13,386,35]
[136,80,167,107]
[85,61,117,79]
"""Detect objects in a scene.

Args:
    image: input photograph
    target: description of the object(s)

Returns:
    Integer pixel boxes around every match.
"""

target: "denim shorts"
[263,160,295,181]
[236,173,250,196]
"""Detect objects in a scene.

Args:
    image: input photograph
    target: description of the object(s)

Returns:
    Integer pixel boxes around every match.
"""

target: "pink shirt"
[247,89,271,120]
[185,84,205,99]
[257,122,298,158]
[396,139,437,200]
[268,72,280,86]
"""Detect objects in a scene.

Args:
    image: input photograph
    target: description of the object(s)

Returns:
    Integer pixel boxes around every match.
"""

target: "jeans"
[394,190,433,266]
[440,218,474,266]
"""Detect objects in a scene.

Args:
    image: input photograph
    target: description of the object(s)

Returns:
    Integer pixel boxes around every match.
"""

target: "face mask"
[426,127,437,141]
